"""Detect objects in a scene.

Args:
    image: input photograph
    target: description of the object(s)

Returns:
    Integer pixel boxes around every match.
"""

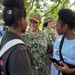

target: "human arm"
[8,45,33,75]
[54,61,75,74]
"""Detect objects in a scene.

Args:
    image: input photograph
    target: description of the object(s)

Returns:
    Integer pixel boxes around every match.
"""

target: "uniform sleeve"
[8,46,33,75]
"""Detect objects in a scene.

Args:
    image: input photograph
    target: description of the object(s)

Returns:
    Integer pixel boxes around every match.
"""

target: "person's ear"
[64,24,68,30]
[21,17,27,25]
[21,17,25,21]
[60,23,68,32]
[61,23,68,29]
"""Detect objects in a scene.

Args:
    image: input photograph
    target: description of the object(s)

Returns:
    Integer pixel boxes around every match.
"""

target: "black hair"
[3,0,25,9]
[2,0,26,28]
[43,22,48,27]
[58,9,75,29]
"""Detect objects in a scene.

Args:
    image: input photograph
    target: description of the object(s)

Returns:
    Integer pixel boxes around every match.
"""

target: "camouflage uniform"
[43,17,56,43]
[43,28,56,43]
[22,30,52,75]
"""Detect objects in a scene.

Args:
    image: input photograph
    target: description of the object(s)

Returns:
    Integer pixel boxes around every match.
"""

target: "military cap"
[44,17,54,23]
[29,13,41,23]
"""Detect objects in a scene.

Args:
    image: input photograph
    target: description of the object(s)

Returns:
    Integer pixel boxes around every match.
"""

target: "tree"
[0,0,75,28]
[24,0,75,29]
[23,0,75,21]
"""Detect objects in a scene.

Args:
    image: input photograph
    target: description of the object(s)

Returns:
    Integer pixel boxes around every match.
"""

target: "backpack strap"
[0,39,25,57]
[58,35,65,75]
[59,35,65,62]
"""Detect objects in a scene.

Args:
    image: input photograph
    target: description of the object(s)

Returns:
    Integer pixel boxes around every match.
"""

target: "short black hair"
[58,9,75,29]
[2,0,26,28]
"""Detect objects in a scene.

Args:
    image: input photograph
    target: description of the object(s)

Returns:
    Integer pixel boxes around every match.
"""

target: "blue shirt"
[50,35,75,75]
[0,30,5,36]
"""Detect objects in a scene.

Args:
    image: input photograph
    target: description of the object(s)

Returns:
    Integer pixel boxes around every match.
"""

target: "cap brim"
[30,18,39,23]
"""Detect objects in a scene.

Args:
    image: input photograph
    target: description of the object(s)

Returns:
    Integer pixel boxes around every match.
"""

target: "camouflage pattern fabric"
[43,28,56,43]
[42,28,54,58]
[22,30,51,75]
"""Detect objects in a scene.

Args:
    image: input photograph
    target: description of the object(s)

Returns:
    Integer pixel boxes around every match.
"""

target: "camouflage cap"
[44,17,54,23]
[29,13,41,23]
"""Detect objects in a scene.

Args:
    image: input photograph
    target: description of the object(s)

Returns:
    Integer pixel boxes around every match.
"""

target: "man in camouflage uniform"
[22,13,53,75]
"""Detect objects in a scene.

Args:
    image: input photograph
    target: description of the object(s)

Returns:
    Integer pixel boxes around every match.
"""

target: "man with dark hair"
[0,0,33,75]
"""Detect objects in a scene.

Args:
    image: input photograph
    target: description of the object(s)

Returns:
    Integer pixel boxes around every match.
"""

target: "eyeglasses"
[30,21,38,24]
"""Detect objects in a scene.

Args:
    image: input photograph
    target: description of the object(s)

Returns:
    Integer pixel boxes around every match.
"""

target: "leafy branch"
[42,0,60,17]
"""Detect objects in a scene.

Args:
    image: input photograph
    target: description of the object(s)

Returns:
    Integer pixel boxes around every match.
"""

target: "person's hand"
[54,61,72,74]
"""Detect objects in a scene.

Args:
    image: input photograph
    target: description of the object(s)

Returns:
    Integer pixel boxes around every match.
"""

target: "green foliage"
[25,0,75,29]
[0,4,3,10]
[0,0,75,29]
